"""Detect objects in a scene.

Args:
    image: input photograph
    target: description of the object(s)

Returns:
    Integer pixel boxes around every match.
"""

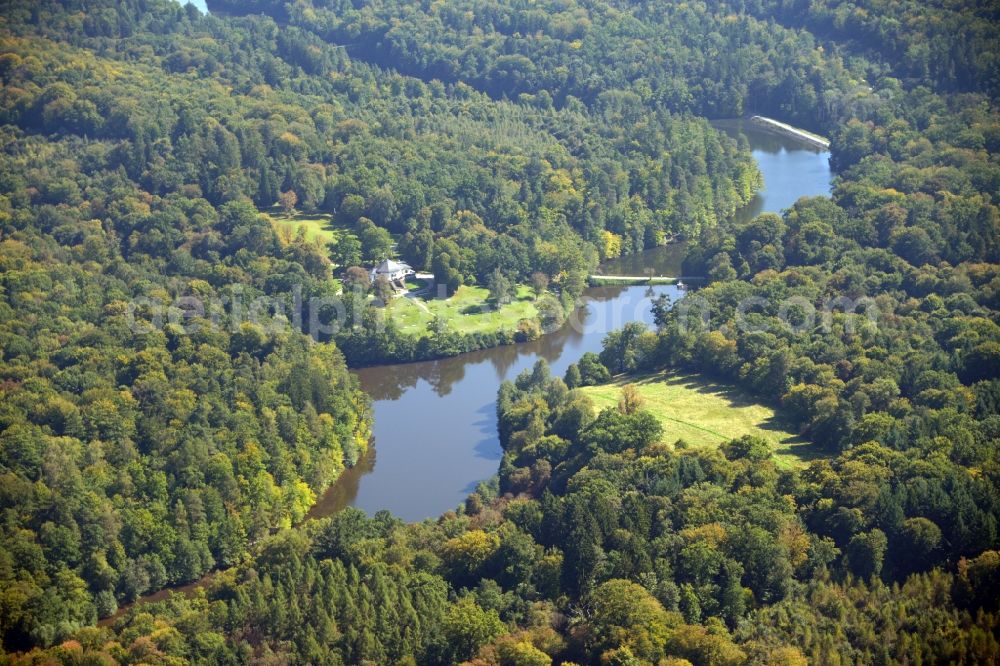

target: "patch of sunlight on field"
[581,372,823,468]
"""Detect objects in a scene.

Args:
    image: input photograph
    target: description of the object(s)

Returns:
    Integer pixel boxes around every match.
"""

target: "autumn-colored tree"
[279,189,298,215]
[343,266,371,293]
[617,383,644,414]
[373,274,394,304]
[582,579,680,663]
[530,272,549,298]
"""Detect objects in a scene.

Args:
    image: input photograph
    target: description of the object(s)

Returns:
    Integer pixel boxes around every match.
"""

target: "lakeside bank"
[96,115,833,623]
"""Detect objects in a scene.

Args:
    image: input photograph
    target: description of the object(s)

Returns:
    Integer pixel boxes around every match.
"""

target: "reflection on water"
[714,118,833,221]
[594,120,832,280]
[349,285,680,521]
[597,241,688,277]
[304,446,376,519]
[316,117,833,523]
[358,286,651,401]
[109,113,833,618]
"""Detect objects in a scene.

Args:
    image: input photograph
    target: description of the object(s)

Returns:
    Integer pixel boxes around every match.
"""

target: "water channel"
[106,117,831,621]
[338,119,833,522]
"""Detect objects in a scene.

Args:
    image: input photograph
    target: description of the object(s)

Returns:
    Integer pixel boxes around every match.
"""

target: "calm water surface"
[353,286,678,521]
[109,10,834,623]
[110,118,832,618]
[715,118,833,218]
[166,0,833,523]
[337,120,833,522]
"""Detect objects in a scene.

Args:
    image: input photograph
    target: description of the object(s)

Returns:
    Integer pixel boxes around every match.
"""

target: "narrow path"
[588,275,688,286]
[749,116,831,149]
[406,293,430,313]
[657,415,728,441]
[402,274,435,311]
[590,275,676,281]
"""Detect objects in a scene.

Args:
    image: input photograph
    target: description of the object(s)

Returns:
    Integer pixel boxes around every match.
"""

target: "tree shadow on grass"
[677,378,757,408]
[603,371,825,466]
[758,413,800,437]
[625,372,758,408]
[760,414,825,464]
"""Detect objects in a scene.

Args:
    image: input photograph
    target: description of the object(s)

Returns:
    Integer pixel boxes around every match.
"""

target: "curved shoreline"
[98,116,834,630]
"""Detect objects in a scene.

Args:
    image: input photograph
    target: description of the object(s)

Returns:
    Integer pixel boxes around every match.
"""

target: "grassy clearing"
[262,209,541,339]
[385,284,539,337]
[265,210,352,246]
[580,372,822,468]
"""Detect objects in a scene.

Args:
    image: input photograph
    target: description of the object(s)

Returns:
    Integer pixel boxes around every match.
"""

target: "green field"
[267,211,348,245]
[384,284,539,337]
[580,372,822,468]
[264,211,541,338]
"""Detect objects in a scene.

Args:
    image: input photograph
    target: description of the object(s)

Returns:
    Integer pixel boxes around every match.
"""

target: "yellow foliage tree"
[600,230,623,260]
[442,529,501,581]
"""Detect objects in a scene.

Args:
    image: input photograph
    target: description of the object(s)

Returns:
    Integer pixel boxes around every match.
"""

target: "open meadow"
[581,372,822,468]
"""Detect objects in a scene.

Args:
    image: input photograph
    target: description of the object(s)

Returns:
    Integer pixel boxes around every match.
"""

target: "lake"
[106,116,833,621]
[337,119,833,522]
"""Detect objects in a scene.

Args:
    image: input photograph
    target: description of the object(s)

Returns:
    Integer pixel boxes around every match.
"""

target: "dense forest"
[0,0,765,364]
[7,360,998,663]
[211,0,858,130]
[720,0,999,97]
[1,0,998,663]
[0,0,754,649]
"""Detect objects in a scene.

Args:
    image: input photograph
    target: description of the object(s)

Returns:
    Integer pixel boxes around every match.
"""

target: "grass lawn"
[384,284,539,337]
[580,372,823,468]
[264,210,539,339]
[267,211,348,246]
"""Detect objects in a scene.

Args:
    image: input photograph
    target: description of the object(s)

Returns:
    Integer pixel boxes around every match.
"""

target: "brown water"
[108,117,831,617]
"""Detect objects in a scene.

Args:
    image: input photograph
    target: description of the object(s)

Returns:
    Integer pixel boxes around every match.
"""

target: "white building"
[369,258,414,284]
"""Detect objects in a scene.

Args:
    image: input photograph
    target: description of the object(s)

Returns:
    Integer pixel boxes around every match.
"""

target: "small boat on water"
[677,280,687,290]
